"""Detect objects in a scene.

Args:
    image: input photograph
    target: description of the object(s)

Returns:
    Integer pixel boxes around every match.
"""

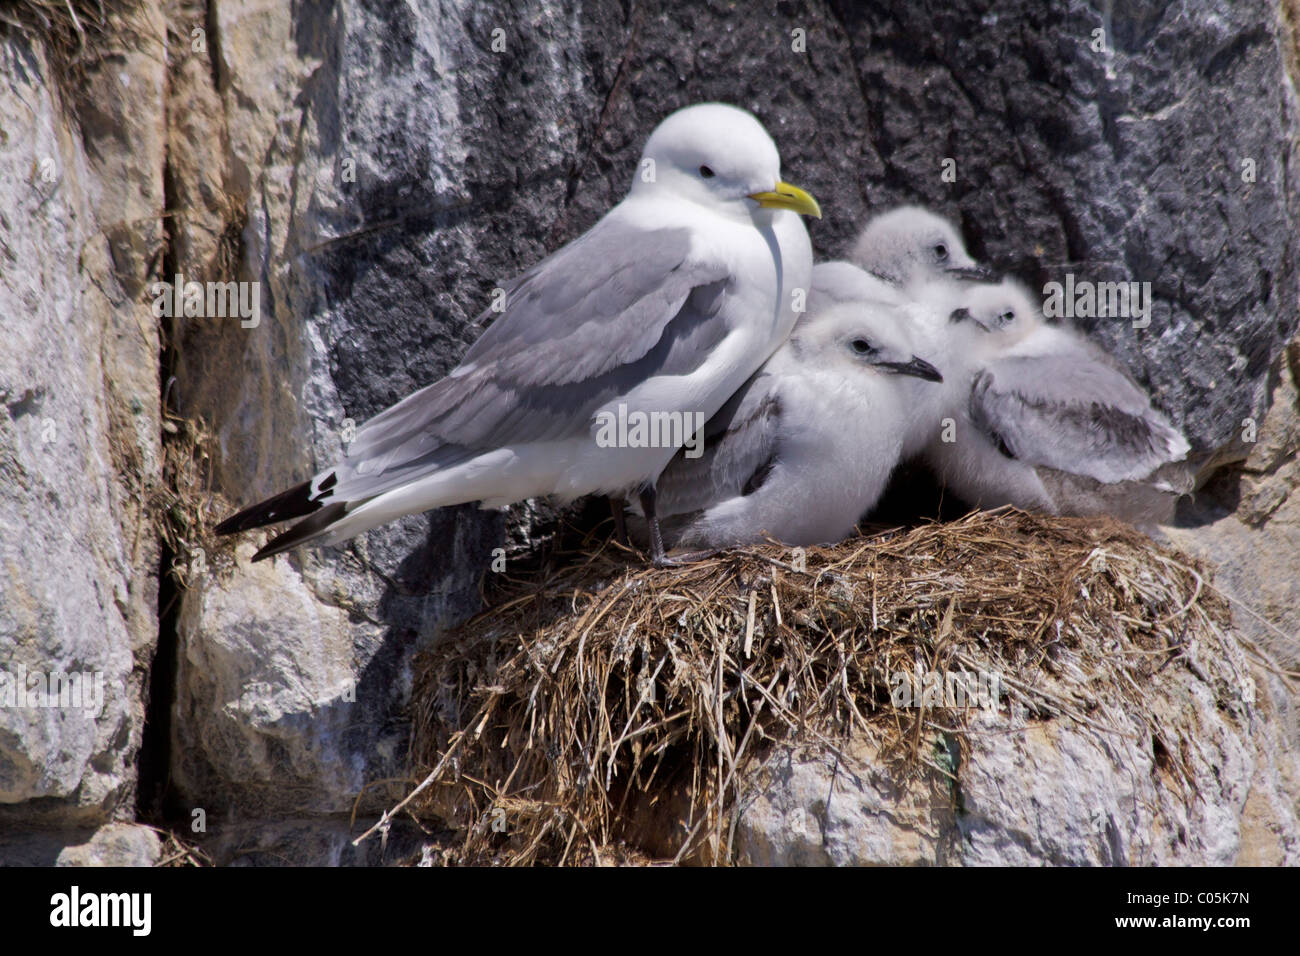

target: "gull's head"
[794,302,944,386]
[850,206,993,286]
[633,103,821,221]
[947,278,1043,349]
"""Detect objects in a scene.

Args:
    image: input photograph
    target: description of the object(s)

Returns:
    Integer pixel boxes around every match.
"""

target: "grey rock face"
[737,646,1300,866]
[821,0,1298,457]
[2,0,1296,864]
[0,18,164,828]
[165,0,1298,857]
[0,823,160,867]
[1164,332,1300,743]
[54,823,164,867]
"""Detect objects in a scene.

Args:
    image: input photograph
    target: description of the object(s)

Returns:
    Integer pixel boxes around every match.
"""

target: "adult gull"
[215,103,822,564]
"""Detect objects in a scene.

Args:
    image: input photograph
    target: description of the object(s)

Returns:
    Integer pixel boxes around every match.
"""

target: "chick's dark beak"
[878,355,943,383]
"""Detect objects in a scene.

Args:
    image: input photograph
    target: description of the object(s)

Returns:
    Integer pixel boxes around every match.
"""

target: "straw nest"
[378,509,1254,865]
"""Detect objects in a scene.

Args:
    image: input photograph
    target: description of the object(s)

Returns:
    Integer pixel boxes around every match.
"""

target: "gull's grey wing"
[456,222,714,384]
[324,219,734,502]
[969,354,1189,485]
[652,369,784,517]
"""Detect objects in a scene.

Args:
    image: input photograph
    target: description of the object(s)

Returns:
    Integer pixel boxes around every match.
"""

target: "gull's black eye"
[850,338,874,355]
[699,165,715,178]
[933,243,949,261]
[998,309,1015,326]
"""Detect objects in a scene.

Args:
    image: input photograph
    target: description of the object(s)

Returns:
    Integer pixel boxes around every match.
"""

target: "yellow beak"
[748,181,822,219]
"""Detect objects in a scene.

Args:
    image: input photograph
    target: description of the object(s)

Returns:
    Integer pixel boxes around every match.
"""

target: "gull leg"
[637,486,676,568]
[609,496,630,547]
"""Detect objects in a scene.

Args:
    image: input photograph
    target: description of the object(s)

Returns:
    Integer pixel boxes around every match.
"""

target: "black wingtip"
[250,502,350,562]
[215,478,329,535]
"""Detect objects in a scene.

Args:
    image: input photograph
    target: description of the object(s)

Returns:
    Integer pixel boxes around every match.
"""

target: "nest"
[372,510,1251,865]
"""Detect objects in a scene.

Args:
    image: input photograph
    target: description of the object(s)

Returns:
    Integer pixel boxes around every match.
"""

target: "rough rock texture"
[0,9,164,840]
[1167,335,1300,664]
[0,822,161,866]
[151,0,1300,865]
[1165,334,1300,746]
[54,823,163,867]
[737,659,1300,866]
[174,541,407,816]
[1,0,1297,865]
[197,816,433,866]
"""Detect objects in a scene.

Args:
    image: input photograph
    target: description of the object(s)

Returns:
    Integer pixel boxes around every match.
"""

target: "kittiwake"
[849,205,996,294]
[215,103,823,565]
[840,206,998,456]
[928,278,1193,522]
[645,294,944,549]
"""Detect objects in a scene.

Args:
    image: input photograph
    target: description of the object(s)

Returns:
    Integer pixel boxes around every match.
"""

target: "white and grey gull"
[644,290,944,549]
[215,103,823,564]
[844,205,1191,522]
[924,277,1193,522]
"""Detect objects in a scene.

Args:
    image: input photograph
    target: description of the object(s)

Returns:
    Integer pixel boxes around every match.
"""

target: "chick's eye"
[850,338,874,355]
[933,243,948,261]
[699,165,715,178]
[998,310,1015,325]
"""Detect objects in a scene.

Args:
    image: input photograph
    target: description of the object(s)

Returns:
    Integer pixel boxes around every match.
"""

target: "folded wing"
[651,370,784,518]
[969,354,1190,485]
[216,217,734,543]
